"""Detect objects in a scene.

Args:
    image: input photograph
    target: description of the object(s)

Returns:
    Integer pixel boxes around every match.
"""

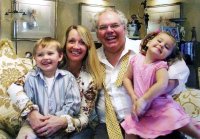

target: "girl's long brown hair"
[140,31,182,66]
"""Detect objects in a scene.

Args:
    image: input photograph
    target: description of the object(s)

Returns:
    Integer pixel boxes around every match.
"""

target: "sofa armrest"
[174,88,200,122]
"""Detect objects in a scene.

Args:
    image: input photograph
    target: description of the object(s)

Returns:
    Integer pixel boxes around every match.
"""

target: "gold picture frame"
[146,3,181,33]
[161,26,180,42]
[13,0,56,40]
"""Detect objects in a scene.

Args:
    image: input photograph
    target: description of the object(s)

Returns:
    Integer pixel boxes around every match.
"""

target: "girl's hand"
[131,108,139,122]
[131,102,139,122]
[135,98,150,117]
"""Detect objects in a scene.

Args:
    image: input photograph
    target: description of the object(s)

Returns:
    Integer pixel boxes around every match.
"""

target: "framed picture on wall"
[79,3,114,42]
[146,3,181,33]
[161,26,180,42]
[13,0,56,40]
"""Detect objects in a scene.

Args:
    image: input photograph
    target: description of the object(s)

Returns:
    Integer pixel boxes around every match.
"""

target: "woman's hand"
[36,115,67,137]
[28,110,50,132]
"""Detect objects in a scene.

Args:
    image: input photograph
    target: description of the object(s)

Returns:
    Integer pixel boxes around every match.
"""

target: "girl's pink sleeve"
[130,54,138,65]
[155,61,168,71]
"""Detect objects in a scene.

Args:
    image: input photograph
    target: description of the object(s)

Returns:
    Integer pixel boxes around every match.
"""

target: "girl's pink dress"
[121,54,191,139]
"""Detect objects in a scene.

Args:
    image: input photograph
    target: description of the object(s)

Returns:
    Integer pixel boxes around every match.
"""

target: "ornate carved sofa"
[0,39,199,138]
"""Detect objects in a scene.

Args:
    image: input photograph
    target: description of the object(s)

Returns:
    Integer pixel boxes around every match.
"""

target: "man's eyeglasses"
[97,23,122,31]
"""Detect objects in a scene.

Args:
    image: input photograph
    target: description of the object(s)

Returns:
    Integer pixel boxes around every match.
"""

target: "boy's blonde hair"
[33,37,62,56]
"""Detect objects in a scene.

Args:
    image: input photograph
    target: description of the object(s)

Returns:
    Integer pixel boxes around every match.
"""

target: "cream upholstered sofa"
[0,39,199,138]
[175,88,200,122]
[0,39,33,138]
[175,88,200,139]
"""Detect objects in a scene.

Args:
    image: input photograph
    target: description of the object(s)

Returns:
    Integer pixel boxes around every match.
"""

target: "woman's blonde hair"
[62,25,103,89]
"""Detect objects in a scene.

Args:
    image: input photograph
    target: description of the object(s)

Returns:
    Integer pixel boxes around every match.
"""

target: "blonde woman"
[8,25,103,139]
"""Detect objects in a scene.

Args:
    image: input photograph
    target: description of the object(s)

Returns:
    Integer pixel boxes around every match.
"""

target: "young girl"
[121,31,200,139]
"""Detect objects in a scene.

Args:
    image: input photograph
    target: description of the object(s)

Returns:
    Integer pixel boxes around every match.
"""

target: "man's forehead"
[98,13,120,25]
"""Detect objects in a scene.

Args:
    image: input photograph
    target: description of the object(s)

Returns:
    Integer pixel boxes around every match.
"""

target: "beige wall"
[1,0,133,57]
[1,0,200,57]
[1,0,35,56]
[56,0,132,44]
[1,1,12,39]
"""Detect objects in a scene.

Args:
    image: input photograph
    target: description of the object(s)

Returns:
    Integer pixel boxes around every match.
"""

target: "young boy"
[17,37,81,138]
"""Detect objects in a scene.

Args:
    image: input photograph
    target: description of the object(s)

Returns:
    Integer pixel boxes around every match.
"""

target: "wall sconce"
[5,0,26,21]
[137,0,149,29]
[4,0,26,54]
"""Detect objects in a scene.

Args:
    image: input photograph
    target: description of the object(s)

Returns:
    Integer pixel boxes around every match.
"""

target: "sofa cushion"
[0,129,12,139]
[174,88,200,122]
[175,88,200,139]
[0,39,33,136]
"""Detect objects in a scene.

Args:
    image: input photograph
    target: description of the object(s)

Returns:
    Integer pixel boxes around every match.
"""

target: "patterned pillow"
[174,88,200,122]
[0,129,11,139]
[0,39,33,137]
